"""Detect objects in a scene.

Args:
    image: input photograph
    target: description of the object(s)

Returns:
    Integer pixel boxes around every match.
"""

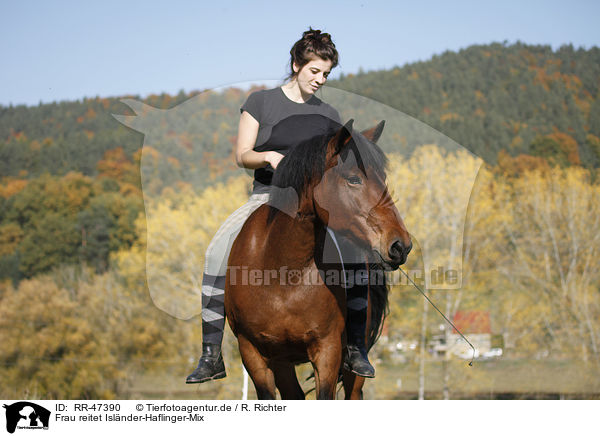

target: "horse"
[225,118,412,399]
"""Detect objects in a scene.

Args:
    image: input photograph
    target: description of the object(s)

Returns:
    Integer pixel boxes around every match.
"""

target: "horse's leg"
[238,335,276,400]
[309,338,343,400]
[272,363,305,400]
[342,368,365,400]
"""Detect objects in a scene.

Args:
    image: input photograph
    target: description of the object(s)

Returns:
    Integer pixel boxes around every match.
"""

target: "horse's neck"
[264,211,319,270]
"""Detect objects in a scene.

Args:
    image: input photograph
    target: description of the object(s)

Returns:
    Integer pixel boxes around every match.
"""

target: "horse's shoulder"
[235,204,270,248]
[247,203,270,224]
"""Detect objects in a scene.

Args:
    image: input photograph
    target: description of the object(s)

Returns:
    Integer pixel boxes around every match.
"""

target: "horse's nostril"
[389,240,403,260]
[389,239,411,265]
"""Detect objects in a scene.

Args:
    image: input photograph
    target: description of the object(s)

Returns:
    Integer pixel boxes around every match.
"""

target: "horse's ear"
[327,119,354,161]
[361,120,385,143]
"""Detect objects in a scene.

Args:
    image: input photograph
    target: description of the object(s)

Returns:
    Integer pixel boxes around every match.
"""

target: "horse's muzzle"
[372,238,411,271]
[388,239,412,267]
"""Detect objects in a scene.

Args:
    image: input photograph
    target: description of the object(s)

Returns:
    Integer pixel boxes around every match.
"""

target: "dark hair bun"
[302,29,333,44]
[303,29,321,38]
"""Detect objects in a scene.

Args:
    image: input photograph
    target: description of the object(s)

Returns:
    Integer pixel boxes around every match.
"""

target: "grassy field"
[124,357,600,400]
[373,358,600,399]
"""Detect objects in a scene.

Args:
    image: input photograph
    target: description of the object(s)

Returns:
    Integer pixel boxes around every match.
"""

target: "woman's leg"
[324,230,375,378]
[186,194,269,384]
[344,262,375,378]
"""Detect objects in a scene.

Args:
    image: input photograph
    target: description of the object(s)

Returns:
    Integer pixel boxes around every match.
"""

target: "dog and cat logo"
[3,402,50,433]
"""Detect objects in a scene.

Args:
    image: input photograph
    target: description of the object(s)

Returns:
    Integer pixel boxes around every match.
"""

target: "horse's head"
[313,120,412,269]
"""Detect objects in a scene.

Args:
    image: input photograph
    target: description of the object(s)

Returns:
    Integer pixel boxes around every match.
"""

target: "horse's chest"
[252,288,345,342]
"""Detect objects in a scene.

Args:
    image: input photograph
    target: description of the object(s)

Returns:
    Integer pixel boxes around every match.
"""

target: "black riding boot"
[343,283,375,378]
[186,343,226,384]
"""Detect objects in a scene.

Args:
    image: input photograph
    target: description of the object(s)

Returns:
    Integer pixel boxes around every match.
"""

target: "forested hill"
[330,41,600,167]
[1,42,599,183]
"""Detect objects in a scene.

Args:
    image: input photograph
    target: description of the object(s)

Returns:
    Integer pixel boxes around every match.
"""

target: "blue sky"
[1,0,599,106]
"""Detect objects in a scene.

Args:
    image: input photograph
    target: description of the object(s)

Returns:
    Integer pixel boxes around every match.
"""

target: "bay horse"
[225,118,411,399]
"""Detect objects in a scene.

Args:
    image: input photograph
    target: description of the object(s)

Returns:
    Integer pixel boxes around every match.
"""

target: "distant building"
[431,310,501,359]
[448,310,493,358]
[384,310,503,361]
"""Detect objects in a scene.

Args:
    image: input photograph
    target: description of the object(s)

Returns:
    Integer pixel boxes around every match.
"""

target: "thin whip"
[398,267,476,366]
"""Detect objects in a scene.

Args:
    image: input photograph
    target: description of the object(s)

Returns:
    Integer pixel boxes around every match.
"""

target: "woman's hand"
[265,151,285,170]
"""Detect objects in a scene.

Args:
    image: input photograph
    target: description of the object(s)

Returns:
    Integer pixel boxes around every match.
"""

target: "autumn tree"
[385,145,485,398]
[494,167,600,363]
[114,175,250,319]
[0,276,123,398]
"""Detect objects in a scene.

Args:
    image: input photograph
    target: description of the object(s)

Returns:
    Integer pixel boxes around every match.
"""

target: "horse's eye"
[346,175,362,185]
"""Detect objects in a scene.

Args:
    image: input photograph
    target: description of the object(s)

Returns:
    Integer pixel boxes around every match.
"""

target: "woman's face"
[293,56,333,96]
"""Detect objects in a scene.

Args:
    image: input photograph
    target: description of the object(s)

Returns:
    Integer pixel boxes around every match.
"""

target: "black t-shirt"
[240,87,341,193]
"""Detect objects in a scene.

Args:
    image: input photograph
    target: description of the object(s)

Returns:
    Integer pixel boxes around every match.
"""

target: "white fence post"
[242,364,248,400]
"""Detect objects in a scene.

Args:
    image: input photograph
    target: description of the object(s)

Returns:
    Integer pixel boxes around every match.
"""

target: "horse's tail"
[366,264,389,351]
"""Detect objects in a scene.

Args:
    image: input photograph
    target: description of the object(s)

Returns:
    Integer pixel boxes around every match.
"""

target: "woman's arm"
[235,111,284,170]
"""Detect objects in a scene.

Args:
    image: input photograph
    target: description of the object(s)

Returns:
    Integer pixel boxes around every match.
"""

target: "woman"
[186,28,376,384]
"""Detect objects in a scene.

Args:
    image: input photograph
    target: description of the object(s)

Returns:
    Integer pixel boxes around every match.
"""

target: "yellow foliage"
[61,172,93,213]
[382,147,600,363]
[440,112,461,122]
[494,167,600,359]
[0,276,122,398]
[114,176,251,319]
[0,177,28,198]
[0,266,205,399]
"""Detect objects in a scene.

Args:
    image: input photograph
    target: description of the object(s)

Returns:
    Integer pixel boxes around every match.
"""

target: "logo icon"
[3,402,50,434]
